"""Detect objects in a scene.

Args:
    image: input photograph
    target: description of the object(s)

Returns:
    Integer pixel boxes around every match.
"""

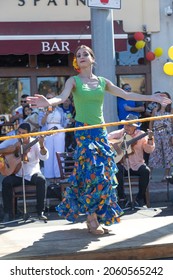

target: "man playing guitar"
[108,114,155,209]
[0,122,49,223]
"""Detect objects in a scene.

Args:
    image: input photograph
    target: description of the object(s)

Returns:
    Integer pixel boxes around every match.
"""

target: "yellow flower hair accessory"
[73,56,80,72]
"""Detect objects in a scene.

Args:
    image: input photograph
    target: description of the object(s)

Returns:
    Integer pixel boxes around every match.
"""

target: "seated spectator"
[108,114,155,208]
[0,115,8,136]
[23,104,32,120]
[0,122,49,222]
[145,91,160,117]
[23,104,40,132]
[10,94,29,125]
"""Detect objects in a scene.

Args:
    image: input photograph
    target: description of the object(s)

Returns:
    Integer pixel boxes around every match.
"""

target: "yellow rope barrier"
[0,113,173,141]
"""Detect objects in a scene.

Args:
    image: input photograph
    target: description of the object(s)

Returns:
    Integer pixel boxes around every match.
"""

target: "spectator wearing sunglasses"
[10,94,29,125]
[117,84,145,128]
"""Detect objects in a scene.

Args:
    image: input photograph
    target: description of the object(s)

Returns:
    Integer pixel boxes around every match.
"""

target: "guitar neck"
[22,126,57,153]
[23,137,39,153]
[126,131,148,147]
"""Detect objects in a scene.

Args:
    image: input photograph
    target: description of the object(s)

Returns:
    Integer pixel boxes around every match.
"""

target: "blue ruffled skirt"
[56,121,123,226]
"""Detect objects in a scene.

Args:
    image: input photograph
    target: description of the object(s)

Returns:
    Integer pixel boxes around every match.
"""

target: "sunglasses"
[124,87,131,91]
[21,100,27,103]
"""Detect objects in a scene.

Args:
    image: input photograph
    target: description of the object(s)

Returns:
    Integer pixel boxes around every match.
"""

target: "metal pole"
[90,7,118,131]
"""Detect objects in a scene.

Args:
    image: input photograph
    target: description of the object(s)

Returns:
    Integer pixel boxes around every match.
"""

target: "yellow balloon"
[135,40,146,50]
[154,47,163,57]
[163,62,173,75]
[168,46,173,60]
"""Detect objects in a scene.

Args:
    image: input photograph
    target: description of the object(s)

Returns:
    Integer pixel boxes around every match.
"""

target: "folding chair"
[56,151,75,196]
[12,184,36,217]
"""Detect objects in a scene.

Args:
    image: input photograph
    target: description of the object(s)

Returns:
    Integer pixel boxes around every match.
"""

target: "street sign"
[88,0,121,9]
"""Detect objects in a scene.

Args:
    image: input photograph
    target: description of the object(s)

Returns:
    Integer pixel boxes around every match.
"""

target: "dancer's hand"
[153,93,172,106]
[27,94,49,108]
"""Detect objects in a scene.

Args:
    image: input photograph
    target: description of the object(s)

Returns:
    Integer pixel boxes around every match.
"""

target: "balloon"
[138,57,145,65]
[168,46,173,60]
[130,46,138,54]
[134,32,144,41]
[135,40,146,49]
[163,62,173,75]
[154,47,163,57]
[146,51,155,61]
[128,37,136,46]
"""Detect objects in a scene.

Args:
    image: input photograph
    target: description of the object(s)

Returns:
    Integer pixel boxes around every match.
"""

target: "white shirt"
[0,137,49,181]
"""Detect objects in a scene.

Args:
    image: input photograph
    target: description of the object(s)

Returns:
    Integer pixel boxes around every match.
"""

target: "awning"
[0,21,127,55]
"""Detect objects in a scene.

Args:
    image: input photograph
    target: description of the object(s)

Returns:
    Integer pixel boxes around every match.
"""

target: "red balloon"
[134,32,144,41]
[146,51,155,61]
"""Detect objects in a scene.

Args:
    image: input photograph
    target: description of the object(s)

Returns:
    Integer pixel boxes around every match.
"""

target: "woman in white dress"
[41,92,67,179]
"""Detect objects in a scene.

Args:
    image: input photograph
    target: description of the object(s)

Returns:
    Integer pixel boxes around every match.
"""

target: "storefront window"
[37,76,67,95]
[118,75,145,94]
[37,54,68,68]
[116,40,145,66]
[0,77,30,115]
[0,55,29,67]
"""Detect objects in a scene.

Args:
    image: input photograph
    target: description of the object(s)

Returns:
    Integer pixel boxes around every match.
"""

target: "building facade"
[0,0,167,121]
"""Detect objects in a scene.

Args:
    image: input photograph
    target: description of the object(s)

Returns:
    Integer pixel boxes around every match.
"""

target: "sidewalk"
[1,201,173,260]
[149,168,173,203]
[0,169,173,260]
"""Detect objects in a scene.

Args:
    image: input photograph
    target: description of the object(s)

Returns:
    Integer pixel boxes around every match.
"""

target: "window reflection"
[37,76,67,96]
[0,77,30,114]
[37,54,68,67]
[119,75,145,94]
[116,39,145,66]
[0,55,29,67]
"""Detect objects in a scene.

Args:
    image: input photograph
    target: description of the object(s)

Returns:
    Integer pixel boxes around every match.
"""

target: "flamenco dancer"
[27,45,171,234]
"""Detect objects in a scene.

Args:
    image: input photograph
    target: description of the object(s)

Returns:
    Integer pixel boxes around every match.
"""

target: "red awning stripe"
[0,21,126,35]
[0,21,127,55]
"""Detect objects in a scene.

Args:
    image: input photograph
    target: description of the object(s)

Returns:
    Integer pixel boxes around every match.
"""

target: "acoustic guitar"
[109,124,166,163]
[0,126,57,176]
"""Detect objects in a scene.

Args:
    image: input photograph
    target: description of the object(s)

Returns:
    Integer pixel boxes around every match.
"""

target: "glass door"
[37,76,67,96]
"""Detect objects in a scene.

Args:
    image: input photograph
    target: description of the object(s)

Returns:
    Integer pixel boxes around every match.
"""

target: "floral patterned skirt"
[56,121,123,226]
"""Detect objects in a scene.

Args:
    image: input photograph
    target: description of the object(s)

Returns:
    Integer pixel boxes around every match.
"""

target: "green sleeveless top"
[72,75,106,125]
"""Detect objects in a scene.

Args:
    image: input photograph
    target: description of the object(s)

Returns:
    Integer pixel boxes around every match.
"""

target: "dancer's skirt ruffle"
[56,121,123,226]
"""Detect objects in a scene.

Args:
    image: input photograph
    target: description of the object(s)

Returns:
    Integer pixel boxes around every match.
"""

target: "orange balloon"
[163,62,173,76]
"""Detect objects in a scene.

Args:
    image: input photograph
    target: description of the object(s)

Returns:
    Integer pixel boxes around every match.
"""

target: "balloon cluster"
[163,46,173,76]
[129,32,163,63]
